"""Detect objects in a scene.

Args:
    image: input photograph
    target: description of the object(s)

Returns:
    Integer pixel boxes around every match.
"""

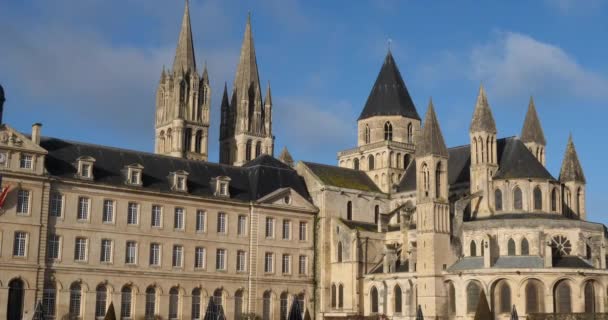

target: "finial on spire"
[387,38,392,52]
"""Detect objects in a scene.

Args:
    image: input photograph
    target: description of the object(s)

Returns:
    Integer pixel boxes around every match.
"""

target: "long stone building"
[1,2,606,320]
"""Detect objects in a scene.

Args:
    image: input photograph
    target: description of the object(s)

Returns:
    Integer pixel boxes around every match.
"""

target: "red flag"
[0,185,10,209]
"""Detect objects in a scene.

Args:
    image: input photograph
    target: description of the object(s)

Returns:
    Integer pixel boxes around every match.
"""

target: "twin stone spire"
[154,2,274,166]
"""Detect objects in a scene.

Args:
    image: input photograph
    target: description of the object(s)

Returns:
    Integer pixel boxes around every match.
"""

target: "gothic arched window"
[331,284,337,308]
[195,130,203,153]
[521,238,529,255]
[353,158,360,170]
[498,282,511,314]
[374,205,380,225]
[422,163,430,197]
[495,189,503,211]
[466,282,481,313]
[584,281,597,313]
[368,155,375,170]
[255,141,262,158]
[370,286,379,313]
[554,281,572,313]
[365,125,370,144]
[507,239,516,256]
[145,287,156,318]
[470,241,477,257]
[384,122,393,141]
[407,123,413,143]
[435,162,443,198]
[534,186,542,210]
[346,201,352,221]
[577,187,583,216]
[246,140,253,161]
[394,285,402,314]
[184,127,192,152]
[69,282,82,318]
[337,242,343,262]
[513,187,523,210]
[338,284,344,309]
[526,280,543,314]
[169,287,179,319]
[551,188,558,211]
[447,282,456,315]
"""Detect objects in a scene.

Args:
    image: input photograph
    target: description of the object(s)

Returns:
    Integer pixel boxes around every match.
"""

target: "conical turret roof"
[278,146,294,166]
[559,135,585,183]
[233,13,262,103]
[358,51,420,121]
[172,0,196,73]
[520,97,546,145]
[470,85,497,133]
[417,99,448,157]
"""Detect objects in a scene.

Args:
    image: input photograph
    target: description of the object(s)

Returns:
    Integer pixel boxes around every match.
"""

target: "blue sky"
[1,0,607,222]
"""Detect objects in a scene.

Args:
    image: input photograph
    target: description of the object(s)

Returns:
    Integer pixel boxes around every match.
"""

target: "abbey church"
[0,2,605,320]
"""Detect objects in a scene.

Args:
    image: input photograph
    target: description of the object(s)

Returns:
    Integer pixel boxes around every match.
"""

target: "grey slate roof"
[0,84,4,102]
[358,51,420,121]
[341,219,378,232]
[303,161,381,192]
[416,100,448,157]
[520,97,546,145]
[469,86,497,133]
[559,135,586,183]
[398,137,554,192]
[448,256,592,272]
[39,136,310,202]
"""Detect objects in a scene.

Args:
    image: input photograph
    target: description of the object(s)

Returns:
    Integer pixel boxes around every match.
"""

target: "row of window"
[330,283,345,309]
[362,122,414,144]
[263,252,308,274]
[469,238,531,257]
[495,186,558,212]
[264,217,308,240]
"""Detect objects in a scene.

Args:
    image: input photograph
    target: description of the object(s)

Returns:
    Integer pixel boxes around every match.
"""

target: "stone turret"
[559,135,586,219]
[521,97,546,165]
[278,146,294,167]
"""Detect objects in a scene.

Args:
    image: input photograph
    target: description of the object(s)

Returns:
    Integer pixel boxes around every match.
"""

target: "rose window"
[551,235,572,257]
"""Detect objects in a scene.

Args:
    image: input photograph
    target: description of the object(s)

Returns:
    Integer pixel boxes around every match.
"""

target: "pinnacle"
[520,96,546,145]
[278,146,294,166]
[559,134,585,183]
[264,82,272,105]
[233,13,262,103]
[172,0,196,73]
[417,98,448,157]
[470,84,497,134]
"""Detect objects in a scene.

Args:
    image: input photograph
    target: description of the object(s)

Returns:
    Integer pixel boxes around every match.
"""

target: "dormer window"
[169,170,189,192]
[75,156,96,179]
[125,164,143,186]
[211,176,231,198]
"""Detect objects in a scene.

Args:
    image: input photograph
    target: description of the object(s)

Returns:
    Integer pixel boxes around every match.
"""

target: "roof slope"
[302,161,381,192]
[358,51,420,121]
[40,137,310,202]
[469,85,497,133]
[520,97,546,145]
[417,100,448,157]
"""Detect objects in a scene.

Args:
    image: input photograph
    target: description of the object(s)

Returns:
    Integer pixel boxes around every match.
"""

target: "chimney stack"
[32,123,42,145]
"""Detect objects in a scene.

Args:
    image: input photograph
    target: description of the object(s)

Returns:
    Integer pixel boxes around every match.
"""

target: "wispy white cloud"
[544,0,606,14]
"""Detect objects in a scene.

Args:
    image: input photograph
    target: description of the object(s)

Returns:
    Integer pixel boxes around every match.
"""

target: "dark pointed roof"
[233,14,262,103]
[0,84,4,102]
[358,51,420,121]
[172,0,196,73]
[221,82,229,109]
[470,85,497,133]
[417,100,448,157]
[559,135,586,183]
[521,97,546,145]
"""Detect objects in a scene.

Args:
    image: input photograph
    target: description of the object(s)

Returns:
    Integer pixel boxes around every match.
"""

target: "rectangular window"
[177,176,186,190]
[265,217,274,238]
[13,232,27,257]
[174,207,184,230]
[299,222,307,241]
[195,247,206,269]
[282,254,291,274]
[299,255,307,275]
[282,220,291,240]
[127,202,139,225]
[196,210,205,232]
[74,237,87,261]
[125,241,137,264]
[16,190,30,214]
[149,243,161,266]
[47,234,60,260]
[237,250,246,272]
[130,170,140,184]
[264,252,274,273]
[237,215,247,235]
[77,197,89,221]
[217,212,226,234]
[100,239,112,263]
[50,193,63,217]
[19,154,33,169]
[151,205,162,227]
[219,182,228,195]
[81,163,91,177]
[172,245,183,267]
[102,200,114,223]
[216,249,226,270]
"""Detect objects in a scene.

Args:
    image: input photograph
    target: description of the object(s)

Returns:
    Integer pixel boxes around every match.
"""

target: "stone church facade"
[0,2,606,320]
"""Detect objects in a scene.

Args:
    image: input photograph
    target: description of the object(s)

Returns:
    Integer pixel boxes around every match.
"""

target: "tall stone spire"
[233,13,261,104]
[559,135,586,183]
[417,99,448,157]
[172,0,196,73]
[521,97,546,145]
[470,85,497,134]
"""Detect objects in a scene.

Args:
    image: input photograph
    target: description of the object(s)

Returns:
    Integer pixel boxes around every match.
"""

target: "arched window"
[497,282,511,313]
[255,141,262,158]
[213,288,223,307]
[146,287,157,318]
[121,285,133,319]
[280,292,289,320]
[466,282,481,313]
[584,281,597,313]
[338,284,344,308]
[422,163,430,196]
[470,241,477,257]
[554,281,572,313]
[95,284,108,318]
[513,187,523,210]
[331,284,337,308]
[479,136,485,163]
[353,158,360,170]
[184,128,192,152]
[365,125,370,144]
[370,286,379,313]
[263,291,272,320]
[507,239,516,256]
[374,205,380,225]
[169,287,179,319]
[368,155,375,170]
[534,186,542,210]
[521,238,530,255]
[246,140,253,161]
[551,188,558,211]
[407,123,413,143]
[525,280,543,314]
[564,187,572,215]
[495,189,503,211]
[346,201,352,221]
[234,290,243,320]
[394,285,402,313]
[69,282,82,318]
[396,154,402,169]
[384,122,393,141]
[404,154,411,169]
[337,242,343,262]
[447,282,456,315]
[435,162,443,198]
[195,130,203,153]
[7,279,24,319]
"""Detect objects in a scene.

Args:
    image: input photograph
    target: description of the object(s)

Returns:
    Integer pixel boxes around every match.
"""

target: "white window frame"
[282,254,291,274]
[77,197,90,221]
[217,212,227,234]
[47,234,61,260]
[50,193,63,217]
[150,243,161,266]
[299,255,307,275]
[236,250,246,272]
[19,154,33,169]
[13,231,28,257]
[151,205,163,228]
[100,239,113,263]
[195,210,206,232]
[125,241,137,265]
[127,202,139,225]
[172,245,183,268]
[265,217,275,238]
[74,237,88,262]
[264,252,274,273]
[16,189,30,215]
[282,220,291,240]
[195,247,206,269]
[174,207,184,230]
[102,199,115,223]
[216,248,226,271]
[237,215,247,236]
[299,222,307,241]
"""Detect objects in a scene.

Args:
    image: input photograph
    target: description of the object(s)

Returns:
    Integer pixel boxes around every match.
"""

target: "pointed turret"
[233,13,262,103]
[470,85,497,133]
[278,146,294,167]
[264,82,272,106]
[417,99,448,157]
[221,82,230,111]
[560,135,586,183]
[521,97,546,145]
[172,0,196,73]
[201,62,209,84]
